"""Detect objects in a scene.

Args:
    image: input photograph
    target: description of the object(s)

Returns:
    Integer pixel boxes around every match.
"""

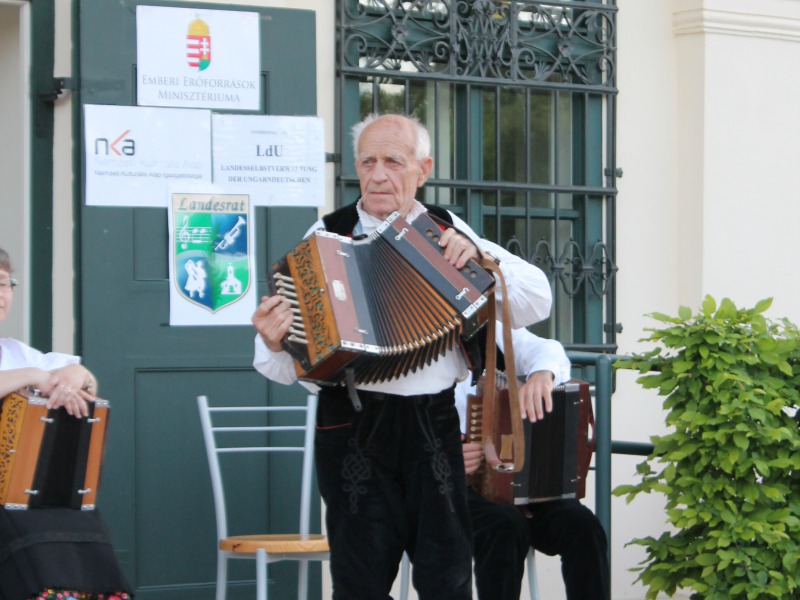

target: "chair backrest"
[197,393,319,542]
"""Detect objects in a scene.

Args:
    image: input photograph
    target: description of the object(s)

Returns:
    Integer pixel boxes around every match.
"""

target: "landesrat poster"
[168,192,256,326]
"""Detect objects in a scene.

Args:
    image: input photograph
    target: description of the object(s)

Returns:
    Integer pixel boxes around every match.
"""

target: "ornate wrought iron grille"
[336,0,619,350]
[341,0,615,86]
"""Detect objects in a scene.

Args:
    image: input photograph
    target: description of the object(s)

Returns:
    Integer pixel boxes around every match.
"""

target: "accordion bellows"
[270,211,495,386]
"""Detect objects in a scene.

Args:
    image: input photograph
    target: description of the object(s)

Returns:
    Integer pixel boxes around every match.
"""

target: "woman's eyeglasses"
[0,278,18,291]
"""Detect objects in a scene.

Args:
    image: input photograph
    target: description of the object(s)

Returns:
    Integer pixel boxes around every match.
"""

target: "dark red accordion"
[270,211,495,386]
[467,377,595,504]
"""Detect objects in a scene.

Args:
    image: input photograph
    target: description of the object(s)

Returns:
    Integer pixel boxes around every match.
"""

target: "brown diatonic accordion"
[270,211,495,386]
[467,376,594,504]
[0,390,110,510]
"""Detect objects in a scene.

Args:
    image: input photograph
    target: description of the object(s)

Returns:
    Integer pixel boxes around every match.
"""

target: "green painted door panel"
[76,2,320,597]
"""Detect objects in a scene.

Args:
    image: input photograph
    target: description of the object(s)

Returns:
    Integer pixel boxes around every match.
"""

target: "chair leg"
[526,549,540,600]
[256,549,268,600]
[297,559,309,600]
[399,552,411,600]
[216,553,227,600]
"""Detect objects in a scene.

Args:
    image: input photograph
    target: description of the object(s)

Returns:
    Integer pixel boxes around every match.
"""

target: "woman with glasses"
[0,250,96,415]
[0,248,132,600]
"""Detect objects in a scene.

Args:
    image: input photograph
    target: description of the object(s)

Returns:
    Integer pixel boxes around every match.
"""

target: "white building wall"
[692,0,800,322]
[45,0,799,598]
[53,0,75,352]
[0,1,30,343]
[586,1,682,598]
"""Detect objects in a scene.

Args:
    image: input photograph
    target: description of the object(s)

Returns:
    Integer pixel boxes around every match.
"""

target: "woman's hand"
[0,367,50,398]
[41,364,96,418]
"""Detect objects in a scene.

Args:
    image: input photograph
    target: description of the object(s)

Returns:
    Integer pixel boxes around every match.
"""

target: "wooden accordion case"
[270,211,495,385]
[0,390,110,510]
[467,377,595,505]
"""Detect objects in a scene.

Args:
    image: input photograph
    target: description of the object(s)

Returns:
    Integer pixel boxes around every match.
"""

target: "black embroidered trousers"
[315,387,473,600]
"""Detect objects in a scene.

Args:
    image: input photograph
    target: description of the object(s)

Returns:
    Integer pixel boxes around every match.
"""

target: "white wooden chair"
[197,393,329,600]
[399,551,411,600]
[526,548,541,600]
[398,547,539,599]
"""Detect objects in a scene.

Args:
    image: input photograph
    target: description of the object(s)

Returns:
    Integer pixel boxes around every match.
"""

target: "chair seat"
[220,533,329,554]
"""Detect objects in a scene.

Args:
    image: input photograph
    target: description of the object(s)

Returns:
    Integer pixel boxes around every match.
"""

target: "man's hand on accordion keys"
[519,370,555,423]
[252,294,294,352]
[437,227,484,269]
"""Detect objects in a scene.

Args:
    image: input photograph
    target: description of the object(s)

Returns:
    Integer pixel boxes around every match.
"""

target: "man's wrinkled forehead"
[359,119,415,154]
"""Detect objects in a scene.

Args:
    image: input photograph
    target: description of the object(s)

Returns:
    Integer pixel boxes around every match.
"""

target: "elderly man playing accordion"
[252,113,551,600]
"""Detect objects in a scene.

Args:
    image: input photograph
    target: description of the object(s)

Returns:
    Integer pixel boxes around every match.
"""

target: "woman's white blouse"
[0,337,80,371]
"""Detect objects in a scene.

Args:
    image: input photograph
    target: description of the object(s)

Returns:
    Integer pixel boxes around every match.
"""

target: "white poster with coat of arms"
[136,5,261,111]
[168,191,256,326]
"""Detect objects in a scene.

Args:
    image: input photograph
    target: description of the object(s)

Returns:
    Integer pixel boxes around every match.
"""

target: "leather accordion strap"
[479,257,525,474]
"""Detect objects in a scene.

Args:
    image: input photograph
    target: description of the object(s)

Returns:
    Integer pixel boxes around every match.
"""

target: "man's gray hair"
[351,113,431,161]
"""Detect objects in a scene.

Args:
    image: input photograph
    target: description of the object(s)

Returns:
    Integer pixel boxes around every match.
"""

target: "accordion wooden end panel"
[467,379,594,505]
[0,391,110,510]
[271,234,360,384]
[270,211,495,386]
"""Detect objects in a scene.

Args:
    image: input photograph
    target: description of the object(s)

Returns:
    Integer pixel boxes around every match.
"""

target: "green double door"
[76,1,320,597]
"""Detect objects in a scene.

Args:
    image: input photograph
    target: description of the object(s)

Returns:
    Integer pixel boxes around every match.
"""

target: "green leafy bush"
[614,296,800,599]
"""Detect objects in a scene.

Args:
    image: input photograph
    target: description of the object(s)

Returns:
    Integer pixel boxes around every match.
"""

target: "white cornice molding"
[673,3,800,41]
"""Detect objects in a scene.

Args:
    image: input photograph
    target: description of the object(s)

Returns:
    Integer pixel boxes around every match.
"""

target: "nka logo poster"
[168,193,256,326]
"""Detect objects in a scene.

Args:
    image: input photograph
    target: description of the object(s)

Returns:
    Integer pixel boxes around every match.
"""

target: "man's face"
[354,117,433,220]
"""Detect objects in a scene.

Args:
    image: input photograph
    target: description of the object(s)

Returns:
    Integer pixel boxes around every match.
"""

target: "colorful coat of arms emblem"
[173,194,250,313]
[187,17,211,71]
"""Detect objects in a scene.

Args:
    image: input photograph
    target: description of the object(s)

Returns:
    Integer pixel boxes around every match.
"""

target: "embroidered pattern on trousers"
[414,402,455,512]
[426,435,455,512]
[341,436,372,514]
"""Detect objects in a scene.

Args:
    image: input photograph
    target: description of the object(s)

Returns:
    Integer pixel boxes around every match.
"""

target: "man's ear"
[417,156,433,187]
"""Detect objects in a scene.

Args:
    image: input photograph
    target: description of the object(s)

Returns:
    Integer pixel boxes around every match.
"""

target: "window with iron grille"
[336,0,619,351]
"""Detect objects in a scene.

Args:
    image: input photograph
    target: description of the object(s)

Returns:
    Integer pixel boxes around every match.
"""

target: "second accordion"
[0,390,110,510]
[467,376,595,504]
[270,210,495,386]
